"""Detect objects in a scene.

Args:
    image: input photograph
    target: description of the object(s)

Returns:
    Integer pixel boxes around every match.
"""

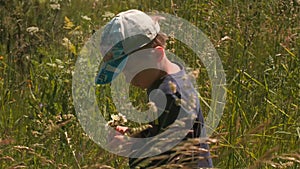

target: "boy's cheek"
[123,70,152,88]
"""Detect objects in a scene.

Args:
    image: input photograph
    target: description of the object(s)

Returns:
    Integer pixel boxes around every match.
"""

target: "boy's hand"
[115,126,129,134]
[107,126,133,153]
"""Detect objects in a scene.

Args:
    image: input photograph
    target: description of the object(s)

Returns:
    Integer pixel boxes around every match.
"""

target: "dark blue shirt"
[129,63,213,168]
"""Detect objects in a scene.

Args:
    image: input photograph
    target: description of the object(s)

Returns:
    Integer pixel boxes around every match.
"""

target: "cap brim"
[95,56,128,84]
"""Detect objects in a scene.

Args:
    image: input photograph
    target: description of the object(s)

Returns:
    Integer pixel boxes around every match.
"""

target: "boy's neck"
[165,61,181,75]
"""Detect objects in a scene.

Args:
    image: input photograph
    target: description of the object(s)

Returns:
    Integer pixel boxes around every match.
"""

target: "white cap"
[96,9,160,84]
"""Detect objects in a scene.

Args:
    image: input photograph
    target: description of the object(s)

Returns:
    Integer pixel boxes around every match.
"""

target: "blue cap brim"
[95,56,128,84]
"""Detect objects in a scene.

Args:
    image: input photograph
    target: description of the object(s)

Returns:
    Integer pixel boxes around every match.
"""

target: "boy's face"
[122,48,163,89]
[124,68,159,89]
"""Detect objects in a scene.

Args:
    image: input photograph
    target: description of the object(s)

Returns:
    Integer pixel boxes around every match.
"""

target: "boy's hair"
[143,15,168,49]
[143,33,168,49]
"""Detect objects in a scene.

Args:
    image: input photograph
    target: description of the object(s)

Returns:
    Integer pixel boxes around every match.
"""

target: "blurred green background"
[0,0,299,168]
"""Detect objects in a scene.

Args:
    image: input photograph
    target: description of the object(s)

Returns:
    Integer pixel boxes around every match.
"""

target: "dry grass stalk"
[82,164,115,169]
[8,165,27,169]
[64,131,81,169]
[248,147,300,169]
[0,156,15,162]
[139,137,218,168]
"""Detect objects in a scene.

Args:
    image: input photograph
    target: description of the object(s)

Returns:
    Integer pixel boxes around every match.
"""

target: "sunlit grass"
[0,0,299,168]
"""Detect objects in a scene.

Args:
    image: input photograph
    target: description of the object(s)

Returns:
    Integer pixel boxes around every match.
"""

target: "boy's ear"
[154,46,164,62]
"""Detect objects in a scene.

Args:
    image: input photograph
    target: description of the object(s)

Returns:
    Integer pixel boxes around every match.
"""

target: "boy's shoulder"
[148,63,187,96]
[159,75,182,95]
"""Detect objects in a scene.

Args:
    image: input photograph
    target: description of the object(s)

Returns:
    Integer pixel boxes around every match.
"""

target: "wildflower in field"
[188,69,200,79]
[63,16,75,30]
[108,113,128,127]
[68,26,82,36]
[111,114,121,122]
[92,0,98,9]
[118,113,128,124]
[102,11,115,21]
[191,70,199,79]
[62,114,74,120]
[81,15,91,21]
[46,63,57,67]
[62,37,76,55]
[26,26,39,35]
[221,36,231,41]
[147,101,158,113]
[50,3,60,10]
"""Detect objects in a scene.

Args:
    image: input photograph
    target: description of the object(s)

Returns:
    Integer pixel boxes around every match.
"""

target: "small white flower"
[68,30,82,36]
[103,11,115,18]
[50,3,60,10]
[111,114,120,121]
[46,63,57,67]
[61,37,75,51]
[26,26,39,35]
[147,101,158,113]
[106,120,114,127]
[103,11,115,21]
[188,69,200,79]
[57,65,64,69]
[221,36,231,41]
[118,113,127,124]
[81,15,91,21]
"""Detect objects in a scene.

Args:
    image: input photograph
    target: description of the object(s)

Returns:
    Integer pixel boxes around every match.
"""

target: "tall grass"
[0,0,299,168]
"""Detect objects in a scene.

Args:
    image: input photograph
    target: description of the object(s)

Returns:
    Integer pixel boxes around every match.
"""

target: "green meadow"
[0,0,299,168]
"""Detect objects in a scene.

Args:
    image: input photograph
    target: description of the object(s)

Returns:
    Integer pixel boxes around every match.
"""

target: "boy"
[95,9,213,168]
